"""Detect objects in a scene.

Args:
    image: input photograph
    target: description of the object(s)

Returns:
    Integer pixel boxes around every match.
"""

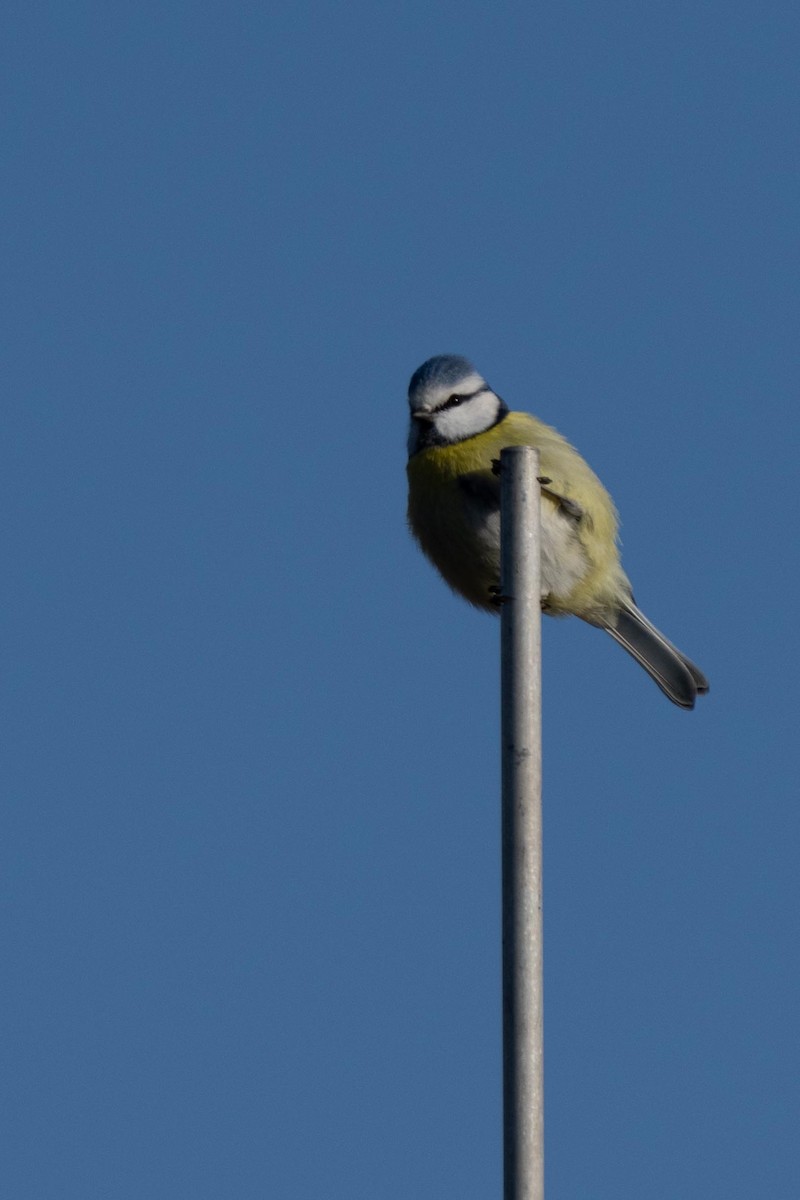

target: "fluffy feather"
[406,356,709,708]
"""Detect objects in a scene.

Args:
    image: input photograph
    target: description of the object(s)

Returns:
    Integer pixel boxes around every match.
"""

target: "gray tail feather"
[603,602,709,709]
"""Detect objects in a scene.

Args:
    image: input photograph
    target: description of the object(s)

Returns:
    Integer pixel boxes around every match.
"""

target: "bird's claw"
[489,584,510,606]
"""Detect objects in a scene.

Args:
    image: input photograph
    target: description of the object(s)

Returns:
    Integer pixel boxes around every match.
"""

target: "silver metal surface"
[500,446,543,1200]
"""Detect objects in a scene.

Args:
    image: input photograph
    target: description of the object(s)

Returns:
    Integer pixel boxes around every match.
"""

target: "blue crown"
[408,355,478,401]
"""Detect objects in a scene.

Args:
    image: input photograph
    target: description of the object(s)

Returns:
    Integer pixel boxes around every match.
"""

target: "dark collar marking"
[408,396,510,458]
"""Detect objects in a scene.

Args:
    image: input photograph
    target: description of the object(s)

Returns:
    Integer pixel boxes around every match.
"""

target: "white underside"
[478,501,588,601]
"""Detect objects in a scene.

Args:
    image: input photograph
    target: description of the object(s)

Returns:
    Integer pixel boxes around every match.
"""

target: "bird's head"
[407,355,508,456]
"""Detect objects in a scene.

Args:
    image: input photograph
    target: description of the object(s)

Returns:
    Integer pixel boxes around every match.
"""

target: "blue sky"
[3,2,798,1196]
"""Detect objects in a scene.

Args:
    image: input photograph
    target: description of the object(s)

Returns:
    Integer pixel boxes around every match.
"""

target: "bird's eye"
[445,393,464,408]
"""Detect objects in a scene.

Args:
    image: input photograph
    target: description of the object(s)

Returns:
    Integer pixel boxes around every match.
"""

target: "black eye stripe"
[437,385,488,413]
[408,391,509,457]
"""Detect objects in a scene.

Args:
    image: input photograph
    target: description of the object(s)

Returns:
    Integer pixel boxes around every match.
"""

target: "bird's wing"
[537,478,584,523]
[457,469,501,511]
[458,465,583,524]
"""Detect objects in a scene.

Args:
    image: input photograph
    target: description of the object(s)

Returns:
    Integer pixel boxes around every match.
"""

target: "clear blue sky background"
[3,2,798,1196]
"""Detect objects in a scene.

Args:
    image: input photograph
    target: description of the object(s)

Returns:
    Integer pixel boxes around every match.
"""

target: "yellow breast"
[406,412,631,621]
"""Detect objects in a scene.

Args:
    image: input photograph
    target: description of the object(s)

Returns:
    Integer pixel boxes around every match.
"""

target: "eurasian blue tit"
[406,355,709,709]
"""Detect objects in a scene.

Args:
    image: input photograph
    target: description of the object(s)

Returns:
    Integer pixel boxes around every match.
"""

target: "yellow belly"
[406,412,631,621]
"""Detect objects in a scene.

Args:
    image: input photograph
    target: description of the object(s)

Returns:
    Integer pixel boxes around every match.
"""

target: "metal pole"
[500,446,543,1200]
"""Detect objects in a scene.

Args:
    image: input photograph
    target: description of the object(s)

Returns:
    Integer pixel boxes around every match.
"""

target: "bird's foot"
[537,477,583,521]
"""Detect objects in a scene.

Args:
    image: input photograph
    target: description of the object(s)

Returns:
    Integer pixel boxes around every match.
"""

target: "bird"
[406,354,709,709]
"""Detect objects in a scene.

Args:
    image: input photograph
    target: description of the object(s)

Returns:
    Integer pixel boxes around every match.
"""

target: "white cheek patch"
[435,391,501,442]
